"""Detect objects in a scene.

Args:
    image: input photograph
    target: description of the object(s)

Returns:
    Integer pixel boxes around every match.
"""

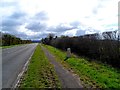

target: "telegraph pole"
[118,2,120,59]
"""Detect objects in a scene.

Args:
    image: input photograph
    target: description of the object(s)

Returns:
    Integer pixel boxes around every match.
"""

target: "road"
[2,43,37,88]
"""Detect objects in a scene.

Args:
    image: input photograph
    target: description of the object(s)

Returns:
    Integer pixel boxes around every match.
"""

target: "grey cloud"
[2,11,26,33]
[25,11,48,32]
[76,28,99,36]
[1,29,27,40]
[2,11,26,27]
[1,8,99,40]
[46,22,82,37]
[25,22,46,32]
[30,11,49,21]
[76,26,100,36]
[12,32,28,39]
[1,11,50,40]
[48,23,77,33]
[70,21,81,28]
[30,13,80,33]
[20,32,48,40]
[76,30,86,36]
[1,3,50,40]
[5,30,43,40]
[7,29,49,40]
[2,26,17,33]
[30,33,48,40]
[2,18,23,27]
[10,12,26,19]
[34,11,48,20]
[55,24,73,32]
[2,18,23,32]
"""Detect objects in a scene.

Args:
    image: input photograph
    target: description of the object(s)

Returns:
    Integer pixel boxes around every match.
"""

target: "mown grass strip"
[20,44,61,88]
[43,44,120,88]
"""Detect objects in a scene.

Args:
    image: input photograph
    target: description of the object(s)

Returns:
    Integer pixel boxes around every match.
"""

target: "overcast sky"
[0,0,119,40]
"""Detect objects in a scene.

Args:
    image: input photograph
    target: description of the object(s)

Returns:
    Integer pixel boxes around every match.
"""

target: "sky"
[0,0,119,40]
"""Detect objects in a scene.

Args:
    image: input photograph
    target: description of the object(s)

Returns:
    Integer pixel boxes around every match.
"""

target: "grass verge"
[1,44,25,49]
[20,44,61,88]
[43,44,120,88]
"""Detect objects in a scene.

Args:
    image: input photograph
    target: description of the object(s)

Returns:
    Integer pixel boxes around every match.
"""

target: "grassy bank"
[20,44,61,88]
[43,44,120,88]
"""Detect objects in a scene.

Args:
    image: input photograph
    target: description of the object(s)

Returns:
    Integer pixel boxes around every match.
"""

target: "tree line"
[42,30,120,68]
[0,32,32,46]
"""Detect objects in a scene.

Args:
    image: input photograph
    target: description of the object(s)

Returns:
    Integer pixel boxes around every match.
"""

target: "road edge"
[12,47,36,88]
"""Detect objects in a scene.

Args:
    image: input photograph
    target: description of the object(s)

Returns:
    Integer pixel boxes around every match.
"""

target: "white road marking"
[13,47,35,88]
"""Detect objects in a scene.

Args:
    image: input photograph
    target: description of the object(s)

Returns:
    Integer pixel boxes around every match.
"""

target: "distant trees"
[42,30,120,68]
[41,33,55,45]
[1,33,32,46]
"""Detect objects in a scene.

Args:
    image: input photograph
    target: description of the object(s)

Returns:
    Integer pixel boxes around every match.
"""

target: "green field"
[43,44,120,88]
[20,44,61,88]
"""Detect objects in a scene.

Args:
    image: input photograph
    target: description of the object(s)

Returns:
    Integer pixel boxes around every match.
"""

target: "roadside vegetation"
[1,44,25,49]
[0,32,32,46]
[43,44,120,88]
[20,44,61,88]
[42,30,120,68]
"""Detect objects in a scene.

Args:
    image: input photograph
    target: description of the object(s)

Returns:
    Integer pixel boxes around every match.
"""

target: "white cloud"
[1,0,119,40]
[64,29,78,36]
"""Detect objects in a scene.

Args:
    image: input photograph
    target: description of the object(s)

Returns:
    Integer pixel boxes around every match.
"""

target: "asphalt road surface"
[2,43,37,88]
